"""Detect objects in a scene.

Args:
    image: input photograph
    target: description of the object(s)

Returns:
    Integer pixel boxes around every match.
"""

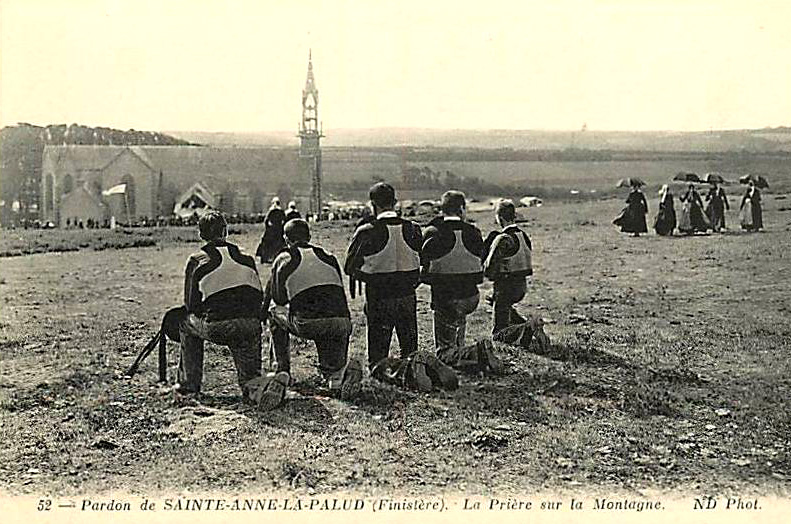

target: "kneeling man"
[177,211,278,406]
[265,219,362,399]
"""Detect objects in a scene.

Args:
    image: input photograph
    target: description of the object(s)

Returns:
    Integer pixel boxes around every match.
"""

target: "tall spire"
[303,49,317,99]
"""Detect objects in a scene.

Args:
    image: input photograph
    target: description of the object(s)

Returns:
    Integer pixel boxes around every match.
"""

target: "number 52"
[37,499,52,511]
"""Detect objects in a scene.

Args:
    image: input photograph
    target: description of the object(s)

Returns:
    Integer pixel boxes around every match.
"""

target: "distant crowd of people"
[7,203,370,231]
[614,179,765,237]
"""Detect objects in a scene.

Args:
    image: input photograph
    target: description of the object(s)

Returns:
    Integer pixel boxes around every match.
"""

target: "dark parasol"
[673,172,702,183]
[739,174,769,189]
[616,177,646,188]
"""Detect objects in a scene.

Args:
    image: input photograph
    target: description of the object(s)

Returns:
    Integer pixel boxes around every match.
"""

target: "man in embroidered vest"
[483,199,533,341]
[176,211,269,404]
[345,182,423,370]
[265,219,362,399]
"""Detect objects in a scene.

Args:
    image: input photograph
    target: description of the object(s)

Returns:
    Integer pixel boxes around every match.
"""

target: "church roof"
[43,145,301,191]
[175,181,220,209]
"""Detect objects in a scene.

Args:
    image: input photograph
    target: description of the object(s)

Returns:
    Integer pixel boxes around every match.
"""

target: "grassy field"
[0,225,259,258]
[0,197,790,496]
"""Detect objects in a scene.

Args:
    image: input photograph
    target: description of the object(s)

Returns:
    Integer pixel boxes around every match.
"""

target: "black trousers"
[364,294,418,367]
[492,278,527,336]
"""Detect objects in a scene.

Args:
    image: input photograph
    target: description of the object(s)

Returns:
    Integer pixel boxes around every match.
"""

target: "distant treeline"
[335,165,522,197]
[0,123,195,224]
[345,146,791,163]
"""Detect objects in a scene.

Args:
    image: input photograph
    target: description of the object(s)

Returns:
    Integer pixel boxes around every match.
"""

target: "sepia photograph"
[1,0,789,522]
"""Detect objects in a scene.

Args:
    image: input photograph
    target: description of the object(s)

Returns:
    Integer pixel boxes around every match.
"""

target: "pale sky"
[1,0,790,132]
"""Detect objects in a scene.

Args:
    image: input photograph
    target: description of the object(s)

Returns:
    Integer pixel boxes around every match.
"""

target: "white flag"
[102,183,126,196]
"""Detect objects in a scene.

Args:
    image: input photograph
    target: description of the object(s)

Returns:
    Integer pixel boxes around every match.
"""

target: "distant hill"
[168,127,791,152]
[0,123,195,224]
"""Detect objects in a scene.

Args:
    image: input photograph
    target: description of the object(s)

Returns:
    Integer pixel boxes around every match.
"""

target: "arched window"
[121,174,136,217]
[44,174,54,215]
[62,174,74,194]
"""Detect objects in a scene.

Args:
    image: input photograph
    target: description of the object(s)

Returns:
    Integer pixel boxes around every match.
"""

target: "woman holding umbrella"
[740,177,765,231]
[678,182,710,235]
[613,178,648,237]
[654,184,676,236]
[704,174,729,232]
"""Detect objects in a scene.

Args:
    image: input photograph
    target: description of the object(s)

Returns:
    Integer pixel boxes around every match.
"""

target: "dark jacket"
[421,216,484,300]
[483,225,533,282]
[184,240,263,321]
[265,242,349,319]
[344,211,422,300]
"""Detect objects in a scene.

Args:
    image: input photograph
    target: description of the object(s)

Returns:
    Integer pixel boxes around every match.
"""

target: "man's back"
[270,243,349,319]
[483,225,533,282]
[421,216,483,298]
[344,213,422,299]
[185,240,263,321]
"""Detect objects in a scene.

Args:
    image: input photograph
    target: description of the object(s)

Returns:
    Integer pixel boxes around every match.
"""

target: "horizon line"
[4,121,791,135]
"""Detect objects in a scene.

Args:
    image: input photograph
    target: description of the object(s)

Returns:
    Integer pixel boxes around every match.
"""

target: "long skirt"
[740,201,754,230]
[705,200,726,230]
[752,202,763,230]
[678,202,692,233]
[613,204,647,234]
[256,229,285,263]
[679,202,709,234]
[654,207,676,236]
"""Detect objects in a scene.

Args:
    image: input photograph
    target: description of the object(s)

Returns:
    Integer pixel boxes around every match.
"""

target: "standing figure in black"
[613,183,648,237]
[705,182,729,232]
[256,197,287,263]
[285,201,301,222]
[678,183,710,235]
[740,180,764,232]
[654,184,676,236]
[344,183,422,371]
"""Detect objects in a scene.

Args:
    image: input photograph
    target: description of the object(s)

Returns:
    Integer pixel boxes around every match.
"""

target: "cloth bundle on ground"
[127,306,188,381]
[437,339,505,375]
[492,315,551,351]
[243,371,290,411]
[370,350,458,392]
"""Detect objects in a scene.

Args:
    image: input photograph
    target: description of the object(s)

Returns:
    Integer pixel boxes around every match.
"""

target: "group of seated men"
[173,182,542,409]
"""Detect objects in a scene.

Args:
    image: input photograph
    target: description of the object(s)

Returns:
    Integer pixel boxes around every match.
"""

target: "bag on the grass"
[492,315,551,353]
[438,339,506,375]
[370,351,458,391]
[126,306,187,382]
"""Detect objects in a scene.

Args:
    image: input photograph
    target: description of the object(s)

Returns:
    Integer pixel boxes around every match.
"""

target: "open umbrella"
[616,177,645,188]
[673,172,701,183]
[703,173,726,184]
[739,174,769,189]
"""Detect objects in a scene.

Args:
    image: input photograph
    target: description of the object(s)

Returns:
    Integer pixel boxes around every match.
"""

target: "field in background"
[1,198,790,496]
[324,154,791,202]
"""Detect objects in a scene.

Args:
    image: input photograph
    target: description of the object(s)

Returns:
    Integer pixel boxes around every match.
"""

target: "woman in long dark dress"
[740,181,763,232]
[654,184,676,236]
[613,184,648,237]
[678,184,710,235]
[256,197,287,263]
[705,182,729,232]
